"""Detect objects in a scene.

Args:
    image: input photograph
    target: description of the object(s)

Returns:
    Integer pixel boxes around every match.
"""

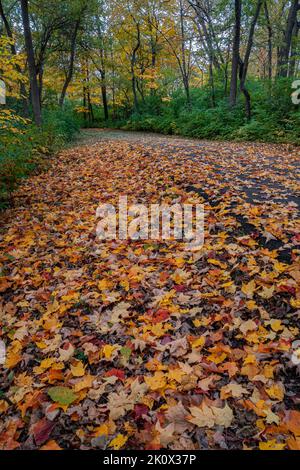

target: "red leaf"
[32,418,55,446]
[134,404,149,419]
[105,368,125,381]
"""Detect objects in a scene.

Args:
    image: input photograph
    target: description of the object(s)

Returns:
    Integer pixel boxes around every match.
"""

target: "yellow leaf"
[145,322,171,338]
[244,354,257,365]
[109,434,128,450]
[35,341,47,349]
[207,259,226,269]
[61,292,80,302]
[119,279,130,291]
[191,337,205,349]
[167,368,185,383]
[70,361,86,377]
[258,286,275,299]
[5,351,22,369]
[263,364,274,379]
[74,375,94,392]
[265,384,284,401]
[259,440,285,450]
[174,257,185,268]
[269,319,283,332]
[94,423,109,437]
[52,362,65,370]
[40,358,56,370]
[241,280,256,298]
[245,300,258,311]
[98,279,112,291]
[144,371,167,391]
[102,344,116,360]
[290,298,300,309]
[207,351,227,364]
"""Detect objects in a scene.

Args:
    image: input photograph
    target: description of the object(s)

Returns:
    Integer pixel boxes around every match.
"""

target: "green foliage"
[0,105,80,209]
[42,106,81,149]
[102,79,299,145]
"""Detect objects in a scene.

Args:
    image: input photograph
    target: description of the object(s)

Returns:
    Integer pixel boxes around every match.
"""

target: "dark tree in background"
[20,0,42,125]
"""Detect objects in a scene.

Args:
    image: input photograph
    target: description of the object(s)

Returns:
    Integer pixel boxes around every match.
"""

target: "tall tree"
[239,0,263,120]
[277,0,299,77]
[229,0,242,107]
[289,12,300,76]
[20,0,42,125]
[263,0,273,80]
[59,17,81,107]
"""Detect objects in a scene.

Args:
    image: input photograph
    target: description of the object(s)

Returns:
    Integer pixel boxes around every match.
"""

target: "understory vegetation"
[88,79,300,144]
[0,106,80,208]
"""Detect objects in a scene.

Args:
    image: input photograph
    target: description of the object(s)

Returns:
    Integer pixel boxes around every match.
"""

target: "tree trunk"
[20,0,41,125]
[85,61,94,123]
[100,76,109,121]
[264,1,273,80]
[111,48,116,119]
[83,85,88,124]
[179,0,191,107]
[239,0,263,120]
[229,0,242,107]
[289,19,300,76]
[277,0,299,77]
[59,19,80,107]
[99,47,109,120]
[209,60,216,107]
[131,21,141,113]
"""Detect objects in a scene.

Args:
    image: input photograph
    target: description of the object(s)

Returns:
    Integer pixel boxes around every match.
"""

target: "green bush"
[98,78,299,145]
[0,104,80,208]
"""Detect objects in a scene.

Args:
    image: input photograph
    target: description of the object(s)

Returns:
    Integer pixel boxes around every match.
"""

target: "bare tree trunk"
[20,0,41,126]
[111,48,116,119]
[179,0,191,107]
[277,0,299,77]
[289,19,299,76]
[99,47,109,120]
[131,20,141,113]
[264,1,273,80]
[209,60,216,107]
[148,17,159,96]
[229,0,242,107]
[59,19,80,107]
[239,0,263,120]
[85,61,94,123]
[83,84,88,124]
[100,75,109,121]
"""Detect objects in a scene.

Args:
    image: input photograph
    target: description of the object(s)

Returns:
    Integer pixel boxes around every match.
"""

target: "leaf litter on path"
[0,133,299,450]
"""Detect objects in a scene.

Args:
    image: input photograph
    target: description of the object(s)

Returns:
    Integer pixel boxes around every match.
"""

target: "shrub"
[0,104,80,208]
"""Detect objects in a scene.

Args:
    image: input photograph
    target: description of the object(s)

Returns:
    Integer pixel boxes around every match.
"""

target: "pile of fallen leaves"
[0,136,299,450]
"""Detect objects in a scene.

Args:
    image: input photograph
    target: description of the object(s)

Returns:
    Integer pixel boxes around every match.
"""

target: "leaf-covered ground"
[0,130,300,450]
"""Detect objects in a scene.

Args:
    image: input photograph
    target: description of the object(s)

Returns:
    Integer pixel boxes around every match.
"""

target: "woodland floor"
[0,129,300,450]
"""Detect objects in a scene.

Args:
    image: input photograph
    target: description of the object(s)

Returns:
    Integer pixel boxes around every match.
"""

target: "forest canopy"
[1,0,300,128]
